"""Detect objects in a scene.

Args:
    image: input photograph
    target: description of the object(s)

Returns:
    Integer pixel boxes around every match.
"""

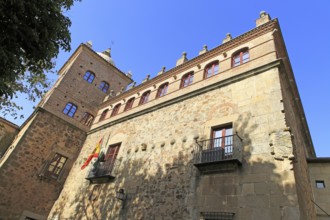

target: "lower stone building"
[308,158,330,219]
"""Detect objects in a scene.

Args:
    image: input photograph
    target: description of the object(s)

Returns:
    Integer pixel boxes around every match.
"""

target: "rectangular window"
[211,125,233,159]
[99,143,120,176]
[105,143,121,162]
[63,102,77,117]
[44,153,68,179]
[316,180,325,189]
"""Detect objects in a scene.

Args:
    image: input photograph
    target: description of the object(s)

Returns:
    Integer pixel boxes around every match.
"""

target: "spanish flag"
[81,138,103,170]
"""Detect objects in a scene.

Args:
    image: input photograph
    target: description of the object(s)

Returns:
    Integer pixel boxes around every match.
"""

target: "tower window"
[139,90,151,105]
[44,153,68,179]
[63,102,77,117]
[124,97,135,111]
[99,81,110,93]
[232,48,249,67]
[204,61,219,78]
[83,71,95,83]
[180,71,194,88]
[111,104,121,117]
[156,82,169,98]
[80,112,94,126]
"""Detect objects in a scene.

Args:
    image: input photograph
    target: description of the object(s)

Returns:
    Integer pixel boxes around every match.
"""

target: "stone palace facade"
[1,12,330,220]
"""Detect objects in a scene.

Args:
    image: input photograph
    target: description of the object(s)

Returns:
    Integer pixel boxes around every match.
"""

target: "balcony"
[193,134,243,173]
[86,159,119,184]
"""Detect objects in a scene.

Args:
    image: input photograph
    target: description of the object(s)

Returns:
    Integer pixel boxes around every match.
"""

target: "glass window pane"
[83,72,90,80]
[226,128,233,136]
[189,74,194,84]
[63,103,72,114]
[54,168,61,175]
[316,180,325,188]
[214,64,219,73]
[242,52,249,63]
[48,165,55,172]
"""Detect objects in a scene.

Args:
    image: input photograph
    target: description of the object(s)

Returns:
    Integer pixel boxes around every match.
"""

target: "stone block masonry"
[49,67,301,219]
[0,110,86,219]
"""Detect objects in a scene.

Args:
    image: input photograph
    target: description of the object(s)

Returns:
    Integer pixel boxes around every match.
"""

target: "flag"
[81,138,103,170]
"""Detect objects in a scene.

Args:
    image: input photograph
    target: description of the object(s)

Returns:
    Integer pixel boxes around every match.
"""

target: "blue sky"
[4,1,330,157]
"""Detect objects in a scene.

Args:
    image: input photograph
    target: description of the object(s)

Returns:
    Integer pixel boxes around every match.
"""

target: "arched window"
[204,61,219,78]
[63,102,77,117]
[99,81,110,93]
[83,71,95,83]
[180,71,194,88]
[111,104,121,117]
[156,82,169,98]
[124,97,135,111]
[232,48,249,67]
[99,109,109,121]
[80,112,94,126]
[139,90,151,105]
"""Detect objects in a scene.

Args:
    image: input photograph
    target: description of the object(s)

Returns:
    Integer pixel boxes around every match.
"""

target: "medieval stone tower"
[0,43,132,219]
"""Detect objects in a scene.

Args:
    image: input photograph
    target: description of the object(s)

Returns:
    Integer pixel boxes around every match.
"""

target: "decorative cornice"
[88,59,282,134]
[99,19,278,108]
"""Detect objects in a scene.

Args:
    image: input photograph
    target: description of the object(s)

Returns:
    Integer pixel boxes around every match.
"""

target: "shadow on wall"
[49,112,299,220]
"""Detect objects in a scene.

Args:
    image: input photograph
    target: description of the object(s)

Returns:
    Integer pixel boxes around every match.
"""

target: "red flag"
[81,138,102,170]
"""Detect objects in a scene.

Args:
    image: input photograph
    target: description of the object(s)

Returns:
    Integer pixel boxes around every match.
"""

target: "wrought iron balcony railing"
[86,158,119,183]
[193,134,243,171]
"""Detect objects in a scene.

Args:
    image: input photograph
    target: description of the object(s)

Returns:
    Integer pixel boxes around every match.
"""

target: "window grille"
[201,212,235,220]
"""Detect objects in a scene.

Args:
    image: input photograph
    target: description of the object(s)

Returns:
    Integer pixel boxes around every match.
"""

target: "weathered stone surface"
[0,118,19,157]
[0,111,86,219]
[49,65,303,219]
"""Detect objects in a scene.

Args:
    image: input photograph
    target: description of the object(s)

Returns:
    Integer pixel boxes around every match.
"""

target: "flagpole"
[102,132,111,151]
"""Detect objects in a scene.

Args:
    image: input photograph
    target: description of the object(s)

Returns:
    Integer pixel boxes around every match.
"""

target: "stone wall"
[0,118,19,158]
[0,109,86,219]
[49,67,301,219]
[274,28,317,220]
[308,160,330,219]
